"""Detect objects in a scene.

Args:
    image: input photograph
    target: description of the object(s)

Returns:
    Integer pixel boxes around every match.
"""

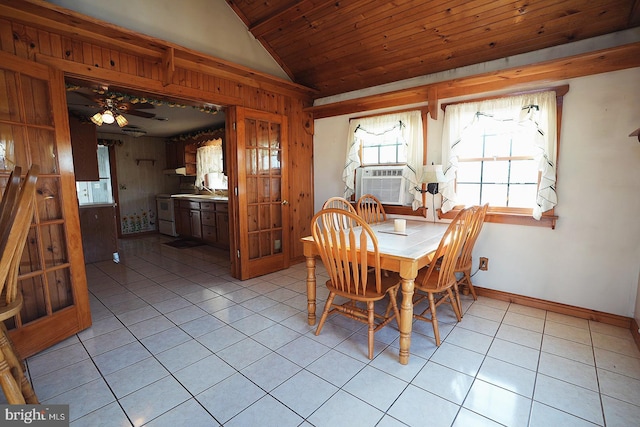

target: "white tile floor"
[14,235,640,426]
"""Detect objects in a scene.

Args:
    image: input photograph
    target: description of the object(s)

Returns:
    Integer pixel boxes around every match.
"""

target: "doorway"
[65,78,226,241]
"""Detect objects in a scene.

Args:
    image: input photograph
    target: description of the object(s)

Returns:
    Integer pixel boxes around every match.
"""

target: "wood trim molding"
[476,286,640,352]
[307,42,640,119]
[474,286,632,329]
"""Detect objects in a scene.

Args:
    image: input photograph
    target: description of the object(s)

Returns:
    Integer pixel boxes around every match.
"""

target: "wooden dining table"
[301,219,449,364]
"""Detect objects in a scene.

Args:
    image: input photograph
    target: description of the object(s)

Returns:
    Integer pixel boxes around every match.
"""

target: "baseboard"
[632,318,640,352]
[474,286,632,329]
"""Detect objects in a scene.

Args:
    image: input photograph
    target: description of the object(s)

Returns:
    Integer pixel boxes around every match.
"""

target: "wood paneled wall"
[0,1,316,262]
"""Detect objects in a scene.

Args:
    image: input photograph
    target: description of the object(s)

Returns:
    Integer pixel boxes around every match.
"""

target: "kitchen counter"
[79,202,117,208]
[171,194,228,201]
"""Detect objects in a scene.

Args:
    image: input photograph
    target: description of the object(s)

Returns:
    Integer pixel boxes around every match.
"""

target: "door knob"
[281,200,289,205]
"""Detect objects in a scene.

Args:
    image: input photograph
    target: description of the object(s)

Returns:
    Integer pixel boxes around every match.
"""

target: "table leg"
[305,255,317,326]
[398,276,415,365]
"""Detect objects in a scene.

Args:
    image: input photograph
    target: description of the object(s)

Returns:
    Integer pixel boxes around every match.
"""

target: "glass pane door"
[233,108,289,279]
[0,51,91,358]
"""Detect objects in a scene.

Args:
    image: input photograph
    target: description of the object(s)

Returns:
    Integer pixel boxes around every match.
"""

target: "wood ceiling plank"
[270,0,460,59]
[250,0,338,38]
[297,5,630,93]
[293,0,628,81]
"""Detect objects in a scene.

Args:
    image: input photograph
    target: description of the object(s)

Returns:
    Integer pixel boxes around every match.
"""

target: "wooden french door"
[229,107,290,280]
[0,51,91,358]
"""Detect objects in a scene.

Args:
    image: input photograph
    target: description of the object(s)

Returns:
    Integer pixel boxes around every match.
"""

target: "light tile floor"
[13,235,640,426]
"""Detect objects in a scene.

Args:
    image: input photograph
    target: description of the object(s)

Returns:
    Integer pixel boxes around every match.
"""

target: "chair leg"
[315,292,336,336]
[452,282,463,318]
[446,288,462,322]
[367,301,375,360]
[0,351,25,404]
[464,270,478,300]
[0,333,38,404]
[427,292,441,346]
[388,287,401,329]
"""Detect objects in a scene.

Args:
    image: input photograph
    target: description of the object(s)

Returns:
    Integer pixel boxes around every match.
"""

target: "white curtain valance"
[343,111,424,209]
[195,139,224,189]
[441,91,557,219]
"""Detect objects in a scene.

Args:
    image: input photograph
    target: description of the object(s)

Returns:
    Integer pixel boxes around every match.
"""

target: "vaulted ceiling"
[226,0,640,98]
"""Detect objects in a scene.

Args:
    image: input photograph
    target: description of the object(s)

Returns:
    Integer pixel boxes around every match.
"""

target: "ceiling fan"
[73,91,157,127]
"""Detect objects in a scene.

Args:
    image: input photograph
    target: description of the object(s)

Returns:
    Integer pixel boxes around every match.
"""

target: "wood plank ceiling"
[226,0,640,98]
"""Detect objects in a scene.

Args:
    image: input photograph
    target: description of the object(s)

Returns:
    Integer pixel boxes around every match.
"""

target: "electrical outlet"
[479,257,488,271]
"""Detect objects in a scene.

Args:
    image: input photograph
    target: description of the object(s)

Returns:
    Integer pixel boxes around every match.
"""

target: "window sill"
[438,206,558,229]
[382,205,428,218]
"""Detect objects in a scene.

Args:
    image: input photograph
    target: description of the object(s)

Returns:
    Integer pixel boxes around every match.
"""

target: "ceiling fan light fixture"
[90,112,104,126]
[115,113,128,127]
[102,109,115,124]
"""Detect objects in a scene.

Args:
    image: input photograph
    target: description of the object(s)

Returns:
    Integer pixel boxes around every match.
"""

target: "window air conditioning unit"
[355,166,407,205]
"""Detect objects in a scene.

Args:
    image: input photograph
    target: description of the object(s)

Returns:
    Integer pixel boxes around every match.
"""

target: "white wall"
[314,68,640,317]
[46,0,288,80]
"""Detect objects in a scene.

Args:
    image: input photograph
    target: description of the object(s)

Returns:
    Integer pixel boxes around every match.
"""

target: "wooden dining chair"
[356,194,387,224]
[0,167,22,238]
[455,203,489,300]
[312,208,401,359]
[412,207,473,346]
[322,196,357,214]
[0,165,39,404]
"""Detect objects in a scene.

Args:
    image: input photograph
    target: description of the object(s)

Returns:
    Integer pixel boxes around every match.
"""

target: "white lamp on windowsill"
[420,164,446,195]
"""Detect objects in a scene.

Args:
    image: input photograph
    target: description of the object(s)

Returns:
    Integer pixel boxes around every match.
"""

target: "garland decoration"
[169,127,225,143]
[66,84,221,115]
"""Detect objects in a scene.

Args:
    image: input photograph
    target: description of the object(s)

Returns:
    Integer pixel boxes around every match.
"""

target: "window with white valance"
[195,139,226,190]
[441,90,559,220]
[342,110,424,209]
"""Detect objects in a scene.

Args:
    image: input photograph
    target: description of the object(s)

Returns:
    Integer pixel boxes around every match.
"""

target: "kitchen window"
[75,145,113,205]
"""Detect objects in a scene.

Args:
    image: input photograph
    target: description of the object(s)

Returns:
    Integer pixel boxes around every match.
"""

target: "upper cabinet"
[166,140,197,176]
[69,115,99,181]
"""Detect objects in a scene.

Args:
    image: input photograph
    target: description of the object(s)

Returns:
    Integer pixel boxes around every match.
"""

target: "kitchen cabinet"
[69,115,99,181]
[166,140,197,176]
[201,203,217,243]
[175,200,191,236]
[79,204,118,263]
[216,203,230,247]
[174,198,229,249]
[175,200,202,237]
[189,207,202,238]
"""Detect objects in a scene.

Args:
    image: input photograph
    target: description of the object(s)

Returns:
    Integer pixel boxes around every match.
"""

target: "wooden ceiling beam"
[36,54,244,106]
[306,42,640,118]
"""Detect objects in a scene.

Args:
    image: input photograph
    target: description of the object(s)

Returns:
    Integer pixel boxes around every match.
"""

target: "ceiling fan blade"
[67,103,100,109]
[126,103,155,110]
[75,91,104,105]
[125,110,156,119]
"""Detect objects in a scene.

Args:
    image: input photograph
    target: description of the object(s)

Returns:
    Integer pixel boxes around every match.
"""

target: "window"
[359,121,407,165]
[342,110,424,209]
[455,114,540,208]
[76,145,113,205]
[440,87,566,228]
[195,139,226,191]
